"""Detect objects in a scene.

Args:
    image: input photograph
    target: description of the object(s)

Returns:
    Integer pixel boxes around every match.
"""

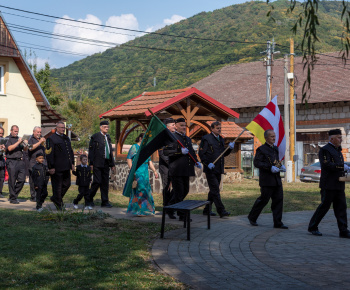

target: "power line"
[7,23,240,56]
[0,4,267,45]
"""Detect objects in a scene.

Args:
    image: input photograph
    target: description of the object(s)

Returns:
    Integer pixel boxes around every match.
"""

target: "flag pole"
[213,128,247,165]
[147,108,198,165]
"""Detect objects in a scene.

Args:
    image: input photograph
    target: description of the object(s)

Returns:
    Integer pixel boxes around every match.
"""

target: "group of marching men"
[0,120,115,212]
[1,119,350,238]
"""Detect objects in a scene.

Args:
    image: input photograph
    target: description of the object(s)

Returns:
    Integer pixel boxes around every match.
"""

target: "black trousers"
[28,169,37,200]
[89,160,110,205]
[0,166,5,195]
[161,173,173,206]
[203,172,225,215]
[248,185,284,227]
[308,188,348,233]
[74,186,90,205]
[6,159,25,201]
[170,176,190,217]
[51,170,71,209]
[36,184,48,209]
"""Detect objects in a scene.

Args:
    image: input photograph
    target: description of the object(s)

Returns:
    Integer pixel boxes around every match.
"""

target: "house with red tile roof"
[194,52,350,167]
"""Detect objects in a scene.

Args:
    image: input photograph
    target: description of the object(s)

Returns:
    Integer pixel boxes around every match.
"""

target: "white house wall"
[0,57,41,136]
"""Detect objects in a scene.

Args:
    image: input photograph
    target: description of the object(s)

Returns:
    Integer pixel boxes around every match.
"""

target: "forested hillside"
[49,0,347,147]
[51,0,346,104]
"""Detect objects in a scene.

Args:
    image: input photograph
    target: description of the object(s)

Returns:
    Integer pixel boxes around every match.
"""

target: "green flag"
[123,115,175,197]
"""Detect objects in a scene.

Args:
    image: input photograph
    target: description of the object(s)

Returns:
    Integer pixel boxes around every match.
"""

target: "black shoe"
[101,203,113,208]
[179,216,192,222]
[339,231,350,238]
[30,198,36,202]
[248,218,258,226]
[274,224,288,229]
[10,200,19,204]
[308,229,322,236]
[0,194,5,198]
[167,213,176,219]
[203,211,217,216]
[219,211,230,218]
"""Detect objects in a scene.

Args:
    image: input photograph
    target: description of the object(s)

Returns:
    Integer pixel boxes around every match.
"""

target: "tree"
[267,0,350,102]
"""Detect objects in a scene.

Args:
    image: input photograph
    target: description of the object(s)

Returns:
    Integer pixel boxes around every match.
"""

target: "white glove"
[181,147,189,155]
[229,142,235,149]
[345,164,350,172]
[195,162,202,169]
[271,166,279,173]
[280,165,286,172]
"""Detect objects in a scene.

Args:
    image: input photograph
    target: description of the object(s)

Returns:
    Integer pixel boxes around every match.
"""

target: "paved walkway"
[152,210,350,289]
[1,195,350,289]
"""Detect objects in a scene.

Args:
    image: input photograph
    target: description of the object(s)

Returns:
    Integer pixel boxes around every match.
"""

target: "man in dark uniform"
[199,121,234,218]
[248,129,288,229]
[163,117,202,221]
[158,118,176,219]
[5,125,28,204]
[308,129,350,238]
[0,127,6,198]
[88,120,115,208]
[28,126,46,202]
[46,121,74,210]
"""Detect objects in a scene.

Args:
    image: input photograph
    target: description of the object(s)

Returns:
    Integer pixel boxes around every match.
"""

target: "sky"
[0,0,247,69]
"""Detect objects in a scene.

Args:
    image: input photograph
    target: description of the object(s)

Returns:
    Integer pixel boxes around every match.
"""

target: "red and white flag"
[246,96,286,160]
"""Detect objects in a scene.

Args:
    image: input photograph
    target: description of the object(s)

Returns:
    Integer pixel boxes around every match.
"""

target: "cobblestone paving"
[152,210,350,289]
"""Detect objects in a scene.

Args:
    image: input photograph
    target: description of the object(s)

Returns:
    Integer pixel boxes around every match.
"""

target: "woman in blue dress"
[126,133,159,216]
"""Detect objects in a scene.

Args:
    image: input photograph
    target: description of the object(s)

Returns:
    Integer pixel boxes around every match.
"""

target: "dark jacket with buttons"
[319,143,345,190]
[158,147,169,176]
[45,133,74,172]
[88,132,115,168]
[199,133,232,174]
[72,164,92,186]
[254,143,282,187]
[31,163,49,188]
[163,131,198,177]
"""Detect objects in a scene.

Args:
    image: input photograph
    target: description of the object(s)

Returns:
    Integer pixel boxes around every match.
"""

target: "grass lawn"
[2,179,350,288]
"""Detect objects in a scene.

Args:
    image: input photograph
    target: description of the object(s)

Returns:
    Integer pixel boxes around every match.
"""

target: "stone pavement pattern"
[152,210,350,289]
[2,195,350,289]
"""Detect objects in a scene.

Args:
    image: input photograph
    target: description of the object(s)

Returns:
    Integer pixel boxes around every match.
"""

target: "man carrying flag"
[246,96,288,229]
[163,118,202,221]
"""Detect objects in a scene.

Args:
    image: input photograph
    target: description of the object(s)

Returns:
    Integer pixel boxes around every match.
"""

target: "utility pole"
[289,39,295,182]
[263,39,279,104]
[265,40,272,104]
[284,54,290,182]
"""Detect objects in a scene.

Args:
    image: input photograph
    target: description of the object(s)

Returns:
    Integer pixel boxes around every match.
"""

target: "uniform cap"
[163,118,175,125]
[100,120,109,126]
[329,129,341,136]
[36,152,44,158]
[175,118,186,123]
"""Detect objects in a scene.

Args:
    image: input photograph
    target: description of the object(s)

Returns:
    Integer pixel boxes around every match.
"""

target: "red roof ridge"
[142,87,192,96]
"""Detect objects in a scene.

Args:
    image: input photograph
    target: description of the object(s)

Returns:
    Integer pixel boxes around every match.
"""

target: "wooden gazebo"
[100,87,252,171]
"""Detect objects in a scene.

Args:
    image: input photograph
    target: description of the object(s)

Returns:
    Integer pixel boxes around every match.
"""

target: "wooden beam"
[171,115,217,121]
[175,103,187,119]
[115,120,121,148]
[186,98,191,127]
[189,103,201,120]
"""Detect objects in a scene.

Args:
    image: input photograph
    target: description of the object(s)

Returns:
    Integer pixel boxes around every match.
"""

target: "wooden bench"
[160,200,211,241]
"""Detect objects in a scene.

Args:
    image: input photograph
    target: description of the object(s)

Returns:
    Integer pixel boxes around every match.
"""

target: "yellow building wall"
[0,57,41,137]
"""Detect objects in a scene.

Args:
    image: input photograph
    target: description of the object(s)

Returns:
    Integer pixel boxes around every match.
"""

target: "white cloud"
[27,57,50,70]
[52,14,140,55]
[145,14,186,33]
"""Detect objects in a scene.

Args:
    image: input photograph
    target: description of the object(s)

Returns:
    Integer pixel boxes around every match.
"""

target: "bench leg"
[208,203,211,230]
[187,211,191,241]
[161,208,166,239]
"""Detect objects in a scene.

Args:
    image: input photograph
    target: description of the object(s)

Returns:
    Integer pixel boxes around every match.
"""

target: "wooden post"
[186,99,191,136]
[289,39,295,181]
[116,119,121,155]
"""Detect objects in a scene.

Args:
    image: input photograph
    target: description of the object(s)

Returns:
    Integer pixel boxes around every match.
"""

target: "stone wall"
[111,161,242,193]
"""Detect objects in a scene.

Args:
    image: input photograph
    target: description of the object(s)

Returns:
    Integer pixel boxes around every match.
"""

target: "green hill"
[51,0,346,105]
